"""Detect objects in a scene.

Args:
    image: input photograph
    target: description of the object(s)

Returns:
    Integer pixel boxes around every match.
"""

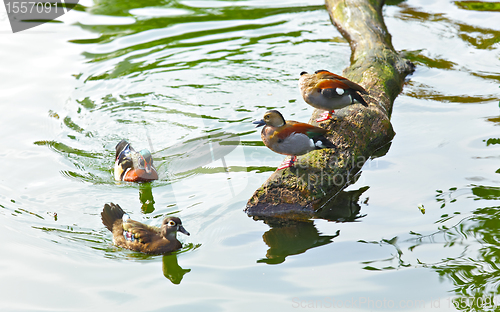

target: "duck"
[114,140,158,182]
[253,110,334,170]
[101,203,190,254]
[298,69,368,122]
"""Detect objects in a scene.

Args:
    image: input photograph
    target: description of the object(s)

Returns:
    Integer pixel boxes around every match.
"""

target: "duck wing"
[122,220,161,244]
[278,122,328,140]
[315,70,367,94]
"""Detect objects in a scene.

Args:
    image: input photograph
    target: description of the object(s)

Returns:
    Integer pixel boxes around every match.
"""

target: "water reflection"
[358,236,409,271]
[398,2,500,103]
[455,1,500,12]
[71,0,325,75]
[257,218,339,265]
[254,187,367,264]
[356,181,500,309]
[139,183,155,213]
[315,186,368,222]
[109,248,193,284]
[162,253,191,284]
[111,249,194,284]
[410,203,500,310]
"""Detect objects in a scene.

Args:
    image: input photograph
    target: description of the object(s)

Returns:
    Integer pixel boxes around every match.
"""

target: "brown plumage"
[101,203,189,254]
[253,110,334,170]
[299,69,368,122]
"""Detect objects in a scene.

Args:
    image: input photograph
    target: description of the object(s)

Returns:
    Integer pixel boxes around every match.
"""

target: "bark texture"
[246,0,414,219]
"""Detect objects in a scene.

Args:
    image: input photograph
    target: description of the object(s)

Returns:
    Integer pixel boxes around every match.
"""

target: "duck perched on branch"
[299,70,368,122]
[253,110,334,170]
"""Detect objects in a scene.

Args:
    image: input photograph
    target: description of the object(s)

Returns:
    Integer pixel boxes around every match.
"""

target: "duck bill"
[144,163,152,174]
[178,225,190,236]
[253,119,266,128]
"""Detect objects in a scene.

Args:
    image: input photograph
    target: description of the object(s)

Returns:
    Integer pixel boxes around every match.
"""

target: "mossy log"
[245,0,414,219]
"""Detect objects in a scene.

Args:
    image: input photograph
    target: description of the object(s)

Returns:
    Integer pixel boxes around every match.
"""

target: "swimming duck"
[299,70,368,122]
[101,203,190,254]
[114,140,158,182]
[253,110,334,170]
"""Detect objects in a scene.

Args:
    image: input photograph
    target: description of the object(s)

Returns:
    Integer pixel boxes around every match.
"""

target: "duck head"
[161,217,190,239]
[253,110,286,128]
[138,149,155,174]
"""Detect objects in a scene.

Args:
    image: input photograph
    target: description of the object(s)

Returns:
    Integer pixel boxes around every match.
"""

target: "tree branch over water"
[246,0,414,219]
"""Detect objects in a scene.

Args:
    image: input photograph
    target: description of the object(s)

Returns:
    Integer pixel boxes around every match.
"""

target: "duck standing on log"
[253,110,334,170]
[299,70,368,122]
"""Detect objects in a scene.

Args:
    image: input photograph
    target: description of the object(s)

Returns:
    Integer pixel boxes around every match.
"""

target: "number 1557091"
[5,2,60,14]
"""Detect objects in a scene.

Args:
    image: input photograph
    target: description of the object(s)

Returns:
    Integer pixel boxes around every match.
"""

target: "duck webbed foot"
[315,111,333,122]
[277,156,297,170]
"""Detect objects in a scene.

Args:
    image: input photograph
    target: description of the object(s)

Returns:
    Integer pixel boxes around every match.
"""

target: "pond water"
[1,0,499,310]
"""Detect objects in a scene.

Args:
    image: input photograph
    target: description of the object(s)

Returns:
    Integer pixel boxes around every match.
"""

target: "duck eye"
[168,220,176,226]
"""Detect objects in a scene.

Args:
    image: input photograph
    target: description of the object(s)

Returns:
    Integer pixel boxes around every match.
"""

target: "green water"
[1,0,499,310]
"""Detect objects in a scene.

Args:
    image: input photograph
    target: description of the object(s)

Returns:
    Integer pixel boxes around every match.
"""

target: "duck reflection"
[258,219,339,264]
[315,186,368,222]
[120,252,191,284]
[254,187,367,264]
[162,253,191,284]
[139,183,155,214]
